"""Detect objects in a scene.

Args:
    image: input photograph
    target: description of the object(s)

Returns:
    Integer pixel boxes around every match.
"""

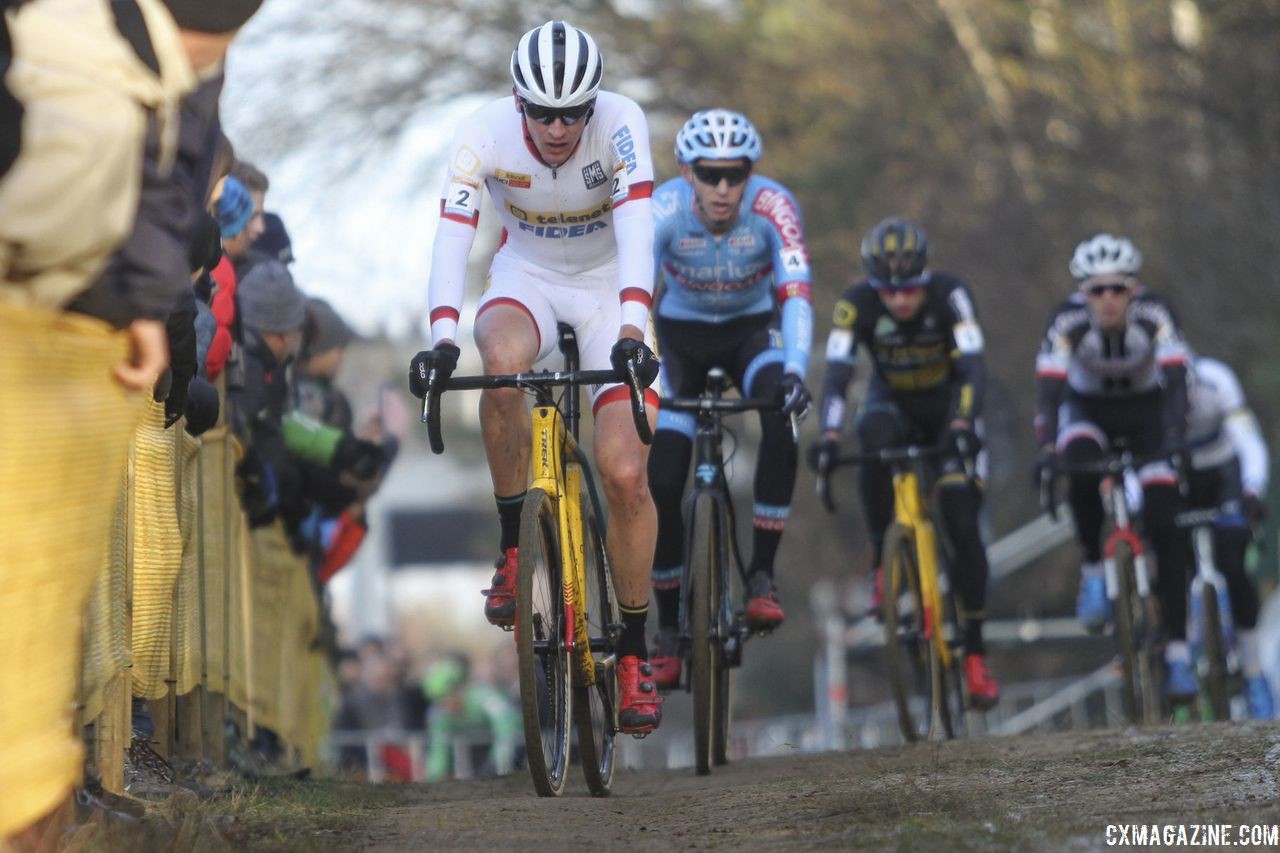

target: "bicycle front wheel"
[882,523,929,743]
[689,492,723,775]
[573,489,618,796]
[1200,585,1230,721]
[517,488,571,797]
[1105,540,1146,722]
[931,576,966,740]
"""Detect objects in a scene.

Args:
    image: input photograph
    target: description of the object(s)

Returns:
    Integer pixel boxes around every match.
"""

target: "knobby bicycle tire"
[932,570,966,740]
[882,523,929,743]
[689,492,721,775]
[711,506,732,768]
[516,488,572,796]
[573,489,619,796]
[1200,585,1230,722]
[1111,539,1153,724]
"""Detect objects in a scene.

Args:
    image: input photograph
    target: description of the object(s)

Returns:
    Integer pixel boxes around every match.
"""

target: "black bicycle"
[661,367,797,775]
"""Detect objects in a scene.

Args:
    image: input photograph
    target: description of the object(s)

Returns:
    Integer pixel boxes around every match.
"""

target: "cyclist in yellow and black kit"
[812,218,999,709]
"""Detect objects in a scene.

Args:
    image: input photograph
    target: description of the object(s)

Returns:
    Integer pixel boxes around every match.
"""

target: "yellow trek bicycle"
[422,324,652,797]
[818,443,970,742]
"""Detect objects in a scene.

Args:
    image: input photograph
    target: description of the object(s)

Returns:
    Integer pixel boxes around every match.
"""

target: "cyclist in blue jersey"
[646,109,813,688]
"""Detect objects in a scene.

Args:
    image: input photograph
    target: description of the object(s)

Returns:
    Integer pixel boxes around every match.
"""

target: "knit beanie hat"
[162,0,264,33]
[253,212,295,264]
[239,261,307,334]
[303,298,354,357]
[216,176,253,239]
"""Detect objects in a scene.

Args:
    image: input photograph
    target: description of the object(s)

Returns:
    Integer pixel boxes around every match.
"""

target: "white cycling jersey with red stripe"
[427,92,655,345]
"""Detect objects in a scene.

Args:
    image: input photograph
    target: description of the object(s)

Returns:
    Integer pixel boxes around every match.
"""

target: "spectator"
[422,653,520,782]
[232,259,309,528]
[205,175,255,381]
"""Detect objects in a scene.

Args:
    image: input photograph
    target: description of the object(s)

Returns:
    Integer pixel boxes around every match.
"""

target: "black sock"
[496,491,526,552]
[964,618,985,656]
[618,602,649,659]
[749,528,782,579]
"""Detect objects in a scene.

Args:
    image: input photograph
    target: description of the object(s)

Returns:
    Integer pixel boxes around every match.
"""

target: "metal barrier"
[324,730,507,782]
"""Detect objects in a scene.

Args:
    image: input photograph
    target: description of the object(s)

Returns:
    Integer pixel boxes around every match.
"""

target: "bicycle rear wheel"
[573,490,618,796]
[1200,585,1230,721]
[882,524,929,743]
[689,492,723,775]
[517,488,571,797]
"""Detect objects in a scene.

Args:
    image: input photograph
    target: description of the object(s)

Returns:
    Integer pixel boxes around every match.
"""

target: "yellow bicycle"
[818,443,968,742]
[422,325,652,796]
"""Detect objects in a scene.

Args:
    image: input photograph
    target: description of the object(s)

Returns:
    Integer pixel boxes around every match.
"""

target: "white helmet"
[674,109,763,164]
[1069,233,1143,280]
[510,20,603,109]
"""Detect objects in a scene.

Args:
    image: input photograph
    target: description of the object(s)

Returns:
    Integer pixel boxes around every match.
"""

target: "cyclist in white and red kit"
[407,20,662,733]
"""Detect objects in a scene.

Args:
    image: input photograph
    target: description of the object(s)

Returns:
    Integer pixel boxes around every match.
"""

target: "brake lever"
[625,359,653,445]
[1039,466,1058,522]
[816,453,836,513]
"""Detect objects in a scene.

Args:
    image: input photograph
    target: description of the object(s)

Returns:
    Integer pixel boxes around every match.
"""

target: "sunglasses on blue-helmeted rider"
[521,98,595,126]
[691,163,752,187]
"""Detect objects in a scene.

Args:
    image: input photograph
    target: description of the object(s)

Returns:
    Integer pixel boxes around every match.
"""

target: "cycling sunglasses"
[871,277,926,295]
[521,99,595,126]
[1083,282,1132,297]
[691,164,752,187]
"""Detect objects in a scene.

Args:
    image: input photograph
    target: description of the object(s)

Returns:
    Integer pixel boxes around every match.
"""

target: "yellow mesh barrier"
[196,426,240,696]
[80,480,131,723]
[129,398,185,700]
[173,430,203,696]
[225,522,330,755]
[0,302,143,838]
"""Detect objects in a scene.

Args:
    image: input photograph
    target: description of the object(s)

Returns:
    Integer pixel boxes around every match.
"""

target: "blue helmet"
[674,109,763,165]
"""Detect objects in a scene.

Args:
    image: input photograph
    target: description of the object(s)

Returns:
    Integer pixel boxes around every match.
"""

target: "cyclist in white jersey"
[408,20,662,734]
[1034,233,1197,701]
[1185,355,1274,717]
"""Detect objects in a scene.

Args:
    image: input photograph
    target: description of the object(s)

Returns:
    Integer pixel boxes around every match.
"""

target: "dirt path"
[238,721,1280,851]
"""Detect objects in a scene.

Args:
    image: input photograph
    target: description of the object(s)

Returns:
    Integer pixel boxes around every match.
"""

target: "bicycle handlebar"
[815,442,961,513]
[421,364,652,454]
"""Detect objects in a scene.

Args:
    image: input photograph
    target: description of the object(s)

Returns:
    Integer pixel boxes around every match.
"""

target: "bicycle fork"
[1104,495,1152,605]
[893,472,951,669]
[529,405,596,689]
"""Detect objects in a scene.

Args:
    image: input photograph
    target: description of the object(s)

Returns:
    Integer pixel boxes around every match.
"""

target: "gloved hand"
[609,337,660,387]
[946,422,982,459]
[1032,445,1057,490]
[807,435,841,474]
[333,435,386,481]
[408,343,460,399]
[1243,491,1267,527]
[1167,448,1191,492]
[163,372,189,429]
[777,373,811,418]
[236,451,278,528]
[183,377,220,437]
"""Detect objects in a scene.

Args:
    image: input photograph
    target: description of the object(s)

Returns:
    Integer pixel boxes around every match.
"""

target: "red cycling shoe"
[649,627,681,691]
[617,656,663,734]
[744,572,785,631]
[483,548,518,627]
[964,653,1000,711]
